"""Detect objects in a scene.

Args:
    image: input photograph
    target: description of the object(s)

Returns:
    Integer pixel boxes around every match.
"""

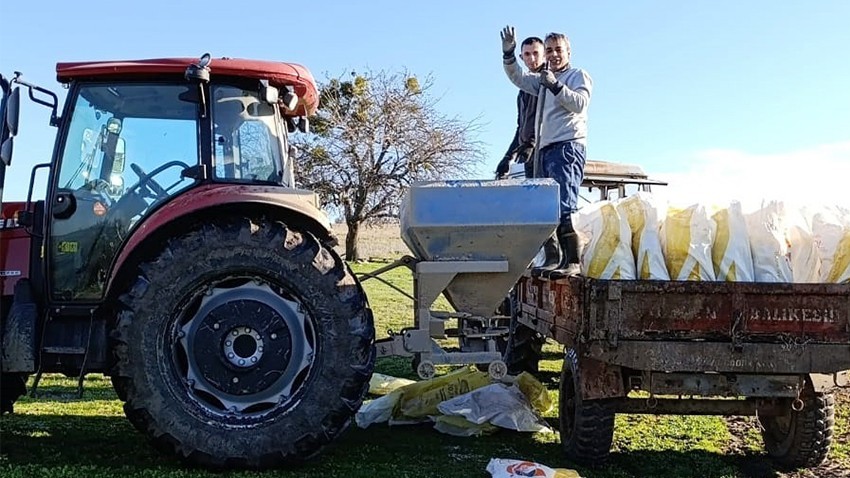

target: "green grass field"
[1,261,848,478]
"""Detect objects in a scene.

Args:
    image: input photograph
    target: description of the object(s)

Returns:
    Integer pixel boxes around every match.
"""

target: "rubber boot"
[531,234,562,276]
[542,222,581,278]
[560,229,581,276]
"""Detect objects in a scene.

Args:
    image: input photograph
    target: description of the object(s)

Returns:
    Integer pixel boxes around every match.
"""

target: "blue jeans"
[540,140,586,221]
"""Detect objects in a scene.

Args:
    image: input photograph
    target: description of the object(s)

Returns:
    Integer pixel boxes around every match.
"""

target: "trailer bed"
[517,276,850,375]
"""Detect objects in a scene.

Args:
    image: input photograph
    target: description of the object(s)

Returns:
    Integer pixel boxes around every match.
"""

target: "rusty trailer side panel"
[517,275,850,374]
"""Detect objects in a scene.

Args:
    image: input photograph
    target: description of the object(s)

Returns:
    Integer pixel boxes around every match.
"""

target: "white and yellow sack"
[487,458,582,478]
[573,201,636,279]
[616,193,669,280]
[746,201,793,282]
[710,201,754,281]
[661,204,716,281]
[812,208,850,283]
[786,207,821,283]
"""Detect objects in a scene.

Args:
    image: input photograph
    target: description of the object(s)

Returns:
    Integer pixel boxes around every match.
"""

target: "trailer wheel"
[0,373,27,414]
[112,218,375,469]
[559,348,614,465]
[759,386,834,470]
[503,291,544,375]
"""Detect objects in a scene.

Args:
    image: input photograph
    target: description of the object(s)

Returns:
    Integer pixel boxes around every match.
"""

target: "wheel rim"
[173,278,317,418]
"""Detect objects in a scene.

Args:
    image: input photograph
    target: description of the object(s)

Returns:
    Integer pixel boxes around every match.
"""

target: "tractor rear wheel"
[760,384,834,470]
[111,218,374,468]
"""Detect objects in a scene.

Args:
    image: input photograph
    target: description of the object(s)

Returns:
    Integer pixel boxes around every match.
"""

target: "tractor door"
[47,83,200,301]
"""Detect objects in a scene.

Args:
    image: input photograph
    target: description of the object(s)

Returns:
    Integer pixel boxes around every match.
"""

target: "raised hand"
[500,26,516,55]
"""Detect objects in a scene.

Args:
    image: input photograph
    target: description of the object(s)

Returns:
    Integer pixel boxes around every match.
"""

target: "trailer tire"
[111,218,374,469]
[0,373,27,414]
[559,348,614,465]
[759,387,834,470]
[503,292,544,375]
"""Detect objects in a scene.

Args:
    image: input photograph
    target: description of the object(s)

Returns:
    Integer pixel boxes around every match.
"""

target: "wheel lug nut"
[245,327,252,333]
[225,341,232,347]
[270,333,278,340]
[238,359,245,365]
[228,353,235,359]
[258,346,264,352]
[232,330,239,336]
[251,357,258,363]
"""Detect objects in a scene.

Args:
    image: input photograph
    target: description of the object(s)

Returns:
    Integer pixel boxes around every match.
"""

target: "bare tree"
[294,70,485,261]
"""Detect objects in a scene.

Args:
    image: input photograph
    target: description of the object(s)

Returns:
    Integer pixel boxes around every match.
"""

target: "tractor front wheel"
[112,218,374,468]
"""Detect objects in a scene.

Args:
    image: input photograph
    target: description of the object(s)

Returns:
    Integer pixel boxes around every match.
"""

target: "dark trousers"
[539,140,586,222]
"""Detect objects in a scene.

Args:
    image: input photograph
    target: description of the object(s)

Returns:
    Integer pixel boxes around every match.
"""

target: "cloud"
[650,141,850,212]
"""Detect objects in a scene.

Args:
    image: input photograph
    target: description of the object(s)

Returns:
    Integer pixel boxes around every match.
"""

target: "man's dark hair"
[521,36,543,47]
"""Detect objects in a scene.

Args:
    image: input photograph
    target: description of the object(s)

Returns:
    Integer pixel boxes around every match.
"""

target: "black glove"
[540,69,563,95]
[495,153,514,179]
[516,143,535,164]
[500,26,516,59]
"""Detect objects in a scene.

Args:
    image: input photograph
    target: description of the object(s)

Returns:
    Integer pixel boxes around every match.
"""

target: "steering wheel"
[129,161,191,199]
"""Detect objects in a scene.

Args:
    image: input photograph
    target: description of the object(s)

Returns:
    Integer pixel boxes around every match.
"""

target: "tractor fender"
[106,183,335,296]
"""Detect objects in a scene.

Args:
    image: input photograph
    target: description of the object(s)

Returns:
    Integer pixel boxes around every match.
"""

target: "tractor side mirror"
[260,80,279,104]
[0,86,20,166]
[5,86,19,137]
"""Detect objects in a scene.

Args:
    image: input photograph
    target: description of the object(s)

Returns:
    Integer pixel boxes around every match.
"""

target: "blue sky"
[1,1,848,207]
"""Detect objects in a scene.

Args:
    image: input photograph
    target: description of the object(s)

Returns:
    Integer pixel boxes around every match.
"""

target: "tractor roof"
[56,57,318,116]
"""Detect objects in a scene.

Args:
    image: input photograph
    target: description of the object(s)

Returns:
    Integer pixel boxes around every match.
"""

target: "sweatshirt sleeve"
[552,68,592,114]
[503,58,541,95]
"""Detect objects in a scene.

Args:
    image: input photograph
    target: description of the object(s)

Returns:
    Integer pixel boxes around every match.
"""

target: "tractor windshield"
[58,83,197,201]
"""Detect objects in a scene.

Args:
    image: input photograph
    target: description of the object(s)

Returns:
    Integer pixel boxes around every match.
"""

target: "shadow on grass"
[0,412,805,478]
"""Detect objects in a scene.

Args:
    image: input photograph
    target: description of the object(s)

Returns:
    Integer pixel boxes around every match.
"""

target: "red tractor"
[0,55,375,468]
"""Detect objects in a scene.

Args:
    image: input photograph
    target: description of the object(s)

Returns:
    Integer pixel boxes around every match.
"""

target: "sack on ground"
[486,458,582,478]
[369,372,416,396]
[437,383,551,433]
[434,415,499,437]
[395,365,491,420]
[515,372,553,414]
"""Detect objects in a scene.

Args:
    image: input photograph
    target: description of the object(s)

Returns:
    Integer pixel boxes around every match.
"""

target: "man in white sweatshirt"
[501,26,593,275]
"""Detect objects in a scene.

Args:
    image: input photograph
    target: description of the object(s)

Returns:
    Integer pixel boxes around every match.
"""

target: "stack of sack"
[571,193,850,283]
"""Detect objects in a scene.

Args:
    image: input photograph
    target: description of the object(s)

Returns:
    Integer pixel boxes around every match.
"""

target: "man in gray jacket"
[501,26,593,275]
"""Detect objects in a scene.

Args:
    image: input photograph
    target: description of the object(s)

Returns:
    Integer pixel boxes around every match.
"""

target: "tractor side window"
[212,85,285,184]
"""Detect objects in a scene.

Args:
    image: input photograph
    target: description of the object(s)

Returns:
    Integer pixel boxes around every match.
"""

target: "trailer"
[513,274,849,469]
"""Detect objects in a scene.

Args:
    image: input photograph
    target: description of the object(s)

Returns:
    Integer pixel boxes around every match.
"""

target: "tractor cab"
[3,56,319,303]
